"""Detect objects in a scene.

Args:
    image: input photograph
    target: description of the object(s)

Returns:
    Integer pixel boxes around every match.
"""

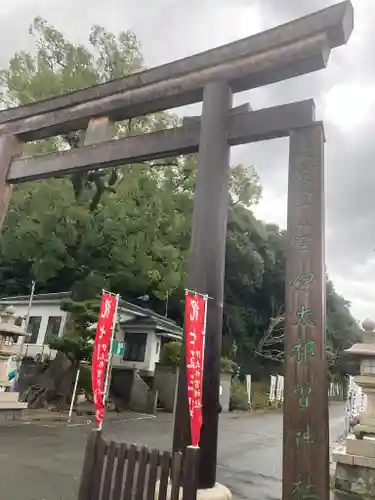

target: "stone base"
[155,481,231,500]
[346,436,375,458]
[333,438,375,498]
[334,461,375,498]
[197,484,232,500]
[0,391,27,411]
[354,424,375,439]
[357,413,375,428]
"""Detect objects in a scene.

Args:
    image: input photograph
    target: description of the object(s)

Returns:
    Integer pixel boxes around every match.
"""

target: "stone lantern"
[0,306,28,413]
[333,318,375,498]
[346,318,375,437]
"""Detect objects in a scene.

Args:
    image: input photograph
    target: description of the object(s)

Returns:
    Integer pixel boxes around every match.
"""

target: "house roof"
[0,292,183,338]
[0,292,70,304]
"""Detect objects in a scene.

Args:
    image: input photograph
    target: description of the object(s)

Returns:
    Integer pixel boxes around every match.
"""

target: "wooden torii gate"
[0,2,353,498]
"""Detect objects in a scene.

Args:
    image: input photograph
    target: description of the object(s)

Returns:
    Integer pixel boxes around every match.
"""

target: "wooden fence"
[78,431,199,500]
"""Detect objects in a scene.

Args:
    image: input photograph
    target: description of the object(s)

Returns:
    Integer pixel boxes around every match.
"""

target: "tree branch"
[256,309,285,362]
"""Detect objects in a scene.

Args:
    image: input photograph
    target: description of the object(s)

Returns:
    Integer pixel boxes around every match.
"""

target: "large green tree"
[0,18,262,405]
[0,17,360,406]
[0,18,190,302]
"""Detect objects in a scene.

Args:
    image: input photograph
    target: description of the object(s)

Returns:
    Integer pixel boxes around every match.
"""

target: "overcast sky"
[0,0,373,322]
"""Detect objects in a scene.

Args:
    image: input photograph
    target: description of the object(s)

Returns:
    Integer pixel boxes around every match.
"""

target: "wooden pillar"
[0,135,22,229]
[283,123,329,500]
[84,117,115,146]
[173,82,232,489]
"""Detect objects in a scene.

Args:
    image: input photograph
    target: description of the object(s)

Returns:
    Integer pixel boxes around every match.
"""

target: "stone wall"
[129,372,157,414]
[335,461,375,498]
[154,364,179,413]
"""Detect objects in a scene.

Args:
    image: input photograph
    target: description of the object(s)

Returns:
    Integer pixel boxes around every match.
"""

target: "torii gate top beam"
[0,1,353,141]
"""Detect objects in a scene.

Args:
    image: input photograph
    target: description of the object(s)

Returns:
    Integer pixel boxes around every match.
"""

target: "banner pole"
[185,288,212,300]
[68,367,81,423]
[102,289,118,297]
[201,295,208,384]
[100,294,120,429]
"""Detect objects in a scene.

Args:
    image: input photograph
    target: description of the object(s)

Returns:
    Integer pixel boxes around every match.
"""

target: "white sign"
[276,375,284,402]
[246,374,252,405]
[269,375,277,402]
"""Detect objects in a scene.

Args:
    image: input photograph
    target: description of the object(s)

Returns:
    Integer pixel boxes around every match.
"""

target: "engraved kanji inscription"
[291,339,316,364]
[296,169,312,193]
[290,273,315,292]
[295,425,315,448]
[295,305,315,327]
[294,385,312,409]
[292,476,319,500]
[298,217,312,228]
[295,230,312,250]
[296,192,312,208]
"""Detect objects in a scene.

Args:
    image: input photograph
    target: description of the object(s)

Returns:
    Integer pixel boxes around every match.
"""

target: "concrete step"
[0,392,20,402]
[0,401,27,410]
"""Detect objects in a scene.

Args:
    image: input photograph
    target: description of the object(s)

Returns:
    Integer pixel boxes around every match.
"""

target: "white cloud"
[0,0,29,16]
[253,190,287,229]
[233,5,262,38]
[0,0,374,322]
[324,84,375,132]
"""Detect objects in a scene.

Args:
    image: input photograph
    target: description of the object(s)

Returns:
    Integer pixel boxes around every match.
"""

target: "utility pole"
[15,281,36,390]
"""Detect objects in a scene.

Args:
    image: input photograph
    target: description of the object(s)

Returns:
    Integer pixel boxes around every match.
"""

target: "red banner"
[185,292,207,447]
[92,293,117,426]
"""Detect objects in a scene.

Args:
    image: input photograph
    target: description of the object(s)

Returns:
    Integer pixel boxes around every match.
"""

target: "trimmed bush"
[160,341,182,366]
[220,356,234,374]
[230,378,249,411]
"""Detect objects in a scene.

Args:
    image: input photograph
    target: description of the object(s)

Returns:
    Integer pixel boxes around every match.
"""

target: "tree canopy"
[0,17,360,377]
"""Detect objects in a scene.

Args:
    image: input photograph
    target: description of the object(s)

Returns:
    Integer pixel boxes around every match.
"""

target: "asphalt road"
[0,404,346,500]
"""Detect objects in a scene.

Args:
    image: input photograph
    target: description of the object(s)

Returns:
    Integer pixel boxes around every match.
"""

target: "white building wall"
[4,300,176,373]
[112,330,160,373]
[155,338,161,364]
[114,312,133,341]
[145,331,157,372]
[10,302,68,344]
[1,302,68,360]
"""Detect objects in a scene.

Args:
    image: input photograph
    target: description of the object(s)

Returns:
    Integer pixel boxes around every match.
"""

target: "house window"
[27,317,42,344]
[123,332,147,362]
[44,316,62,344]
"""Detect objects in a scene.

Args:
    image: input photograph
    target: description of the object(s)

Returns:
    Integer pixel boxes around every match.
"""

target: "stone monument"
[334,318,375,498]
[0,306,28,413]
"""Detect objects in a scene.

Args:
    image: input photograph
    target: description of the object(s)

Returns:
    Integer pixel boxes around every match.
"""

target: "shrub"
[78,363,92,395]
[230,378,249,411]
[160,345,237,375]
[160,341,182,366]
[220,356,234,373]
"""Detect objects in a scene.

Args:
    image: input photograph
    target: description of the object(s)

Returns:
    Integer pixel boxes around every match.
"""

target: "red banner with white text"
[92,293,117,426]
[185,292,207,447]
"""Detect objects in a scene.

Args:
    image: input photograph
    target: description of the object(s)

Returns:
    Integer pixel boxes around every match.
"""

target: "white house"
[0,292,182,374]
